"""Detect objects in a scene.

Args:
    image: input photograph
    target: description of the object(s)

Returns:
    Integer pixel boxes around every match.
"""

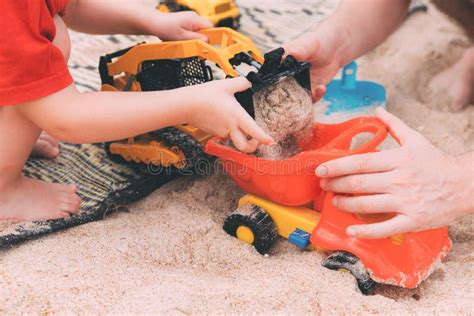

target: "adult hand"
[316,108,473,238]
[284,23,350,101]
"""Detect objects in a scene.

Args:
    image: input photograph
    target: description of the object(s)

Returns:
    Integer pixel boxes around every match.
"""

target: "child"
[284,0,474,239]
[0,1,273,221]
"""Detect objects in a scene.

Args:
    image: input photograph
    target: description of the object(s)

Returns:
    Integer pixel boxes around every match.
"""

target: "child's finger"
[238,113,274,145]
[182,12,213,30]
[230,129,259,153]
[222,77,251,93]
[181,31,208,41]
[190,16,214,30]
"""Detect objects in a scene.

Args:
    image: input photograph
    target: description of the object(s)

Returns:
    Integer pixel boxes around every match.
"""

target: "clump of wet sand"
[253,77,315,159]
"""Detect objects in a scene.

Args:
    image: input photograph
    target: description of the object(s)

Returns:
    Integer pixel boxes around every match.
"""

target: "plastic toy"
[205,90,451,294]
[99,27,264,170]
[206,119,451,294]
[323,61,386,114]
[157,0,240,29]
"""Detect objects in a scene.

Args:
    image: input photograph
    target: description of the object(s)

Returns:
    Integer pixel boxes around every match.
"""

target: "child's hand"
[316,108,473,239]
[284,23,349,101]
[146,11,213,41]
[186,78,274,153]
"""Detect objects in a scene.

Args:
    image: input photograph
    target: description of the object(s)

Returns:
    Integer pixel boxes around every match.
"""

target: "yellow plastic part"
[238,195,320,240]
[109,137,185,168]
[177,125,213,145]
[158,0,240,26]
[106,27,263,78]
[236,226,255,244]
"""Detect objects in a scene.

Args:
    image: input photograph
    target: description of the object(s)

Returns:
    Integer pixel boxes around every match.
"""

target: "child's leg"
[429,0,474,111]
[0,106,81,221]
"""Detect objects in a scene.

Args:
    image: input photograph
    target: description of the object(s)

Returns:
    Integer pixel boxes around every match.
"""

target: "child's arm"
[284,0,410,100]
[19,78,272,153]
[63,1,213,41]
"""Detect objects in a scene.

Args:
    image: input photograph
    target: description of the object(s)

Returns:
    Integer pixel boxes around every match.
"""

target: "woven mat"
[0,0,426,249]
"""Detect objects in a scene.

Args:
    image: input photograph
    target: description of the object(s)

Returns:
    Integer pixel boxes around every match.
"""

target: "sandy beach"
[0,1,473,314]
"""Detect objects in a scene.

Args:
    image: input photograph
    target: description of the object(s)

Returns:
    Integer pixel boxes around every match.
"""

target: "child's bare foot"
[31,132,60,158]
[0,177,81,221]
[428,47,474,111]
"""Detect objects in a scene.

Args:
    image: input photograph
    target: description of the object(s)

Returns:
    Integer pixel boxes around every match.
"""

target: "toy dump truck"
[158,0,240,29]
[99,27,262,171]
[206,116,452,294]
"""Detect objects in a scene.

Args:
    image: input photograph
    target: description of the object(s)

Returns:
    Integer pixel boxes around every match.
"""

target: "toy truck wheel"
[223,204,278,255]
[322,251,377,295]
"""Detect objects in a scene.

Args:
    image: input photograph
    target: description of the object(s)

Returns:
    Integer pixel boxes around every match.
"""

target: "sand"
[1,2,473,315]
[253,77,314,159]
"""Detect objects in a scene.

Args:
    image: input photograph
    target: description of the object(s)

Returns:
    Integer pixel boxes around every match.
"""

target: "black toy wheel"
[223,204,278,255]
[322,251,378,295]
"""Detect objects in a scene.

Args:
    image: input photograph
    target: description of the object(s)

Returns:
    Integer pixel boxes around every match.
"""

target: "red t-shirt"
[0,0,73,106]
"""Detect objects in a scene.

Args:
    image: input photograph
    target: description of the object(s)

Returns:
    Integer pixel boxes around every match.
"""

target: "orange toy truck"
[205,115,451,294]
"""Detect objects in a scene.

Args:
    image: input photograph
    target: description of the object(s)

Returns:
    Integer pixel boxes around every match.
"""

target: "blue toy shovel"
[323,61,386,115]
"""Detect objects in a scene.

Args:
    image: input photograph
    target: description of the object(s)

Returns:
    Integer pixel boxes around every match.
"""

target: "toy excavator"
[157,0,240,29]
[99,27,451,294]
[99,27,262,171]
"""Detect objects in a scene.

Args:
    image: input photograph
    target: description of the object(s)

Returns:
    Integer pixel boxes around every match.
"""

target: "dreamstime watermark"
[145,157,323,177]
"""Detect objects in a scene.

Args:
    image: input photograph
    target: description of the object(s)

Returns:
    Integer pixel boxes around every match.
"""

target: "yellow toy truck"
[158,0,240,29]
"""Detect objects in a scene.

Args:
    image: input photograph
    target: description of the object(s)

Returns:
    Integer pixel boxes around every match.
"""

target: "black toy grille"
[137,57,211,91]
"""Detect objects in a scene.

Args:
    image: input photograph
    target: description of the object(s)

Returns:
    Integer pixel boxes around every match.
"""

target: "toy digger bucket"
[323,61,386,114]
[235,47,311,118]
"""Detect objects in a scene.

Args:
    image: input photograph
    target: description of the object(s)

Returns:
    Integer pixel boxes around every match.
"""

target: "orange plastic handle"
[320,117,387,154]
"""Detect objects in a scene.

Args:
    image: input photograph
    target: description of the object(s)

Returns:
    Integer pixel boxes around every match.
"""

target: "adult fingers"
[283,32,320,61]
[230,128,259,153]
[375,107,419,145]
[346,214,414,239]
[321,172,392,194]
[316,150,399,178]
[312,84,326,101]
[333,194,400,214]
